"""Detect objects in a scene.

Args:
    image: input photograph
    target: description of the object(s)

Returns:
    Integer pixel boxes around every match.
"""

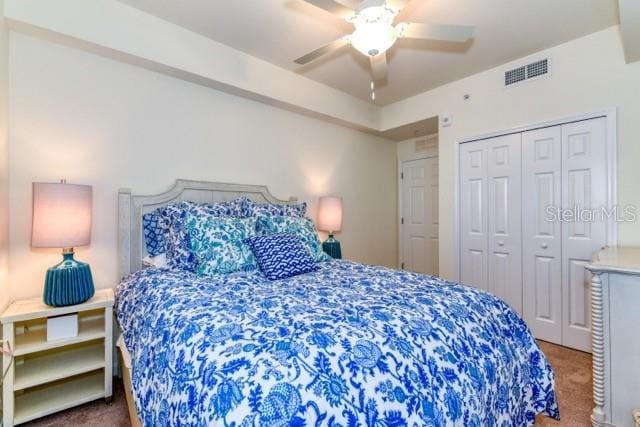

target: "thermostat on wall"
[441,114,453,127]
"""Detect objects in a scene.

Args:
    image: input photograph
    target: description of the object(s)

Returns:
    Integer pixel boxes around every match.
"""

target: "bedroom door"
[401,157,439,275]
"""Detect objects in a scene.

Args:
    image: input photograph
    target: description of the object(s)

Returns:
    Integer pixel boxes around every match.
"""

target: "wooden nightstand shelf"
[1,289,114,426]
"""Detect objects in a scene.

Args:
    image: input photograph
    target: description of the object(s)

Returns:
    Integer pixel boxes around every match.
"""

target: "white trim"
[452,142,461,282]
[605,111,618,246]
[398,154,438,271]
[397,160,403,270]
[454,108,618,282]
[458,109,615,143]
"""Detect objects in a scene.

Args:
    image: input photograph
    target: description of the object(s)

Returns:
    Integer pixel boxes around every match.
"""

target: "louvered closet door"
[561,118,607,352]
[522,126,563,344]
[459,141,488,290]
[487,134,522,313]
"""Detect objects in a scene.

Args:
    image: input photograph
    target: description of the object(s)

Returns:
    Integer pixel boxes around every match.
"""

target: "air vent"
[505,66,526,86]
[527,59,548,78]
[414,138,428,152]
[414,136,437,152]
[505,57,550,87]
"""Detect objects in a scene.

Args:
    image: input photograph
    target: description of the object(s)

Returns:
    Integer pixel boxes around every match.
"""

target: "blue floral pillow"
[160,199,245,271]
[142,211,165,257]
[187,214,258,275]
[257,216,330,262]
[246,233,318,280]
[244,199,307,218]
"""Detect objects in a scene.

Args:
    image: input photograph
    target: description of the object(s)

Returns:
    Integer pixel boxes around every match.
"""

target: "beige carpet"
[536,340,593,426]
[24,340,591,426]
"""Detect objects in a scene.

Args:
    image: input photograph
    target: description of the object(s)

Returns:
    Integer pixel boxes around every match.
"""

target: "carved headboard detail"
[118,179,298,278]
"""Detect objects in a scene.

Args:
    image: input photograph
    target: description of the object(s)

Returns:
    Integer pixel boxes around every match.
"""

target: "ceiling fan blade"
[339,0,362,8]
[294,38,350,65]
[401,23,475,42]
[301,0,355,18]
[386,0,411,13]
[370,53,388,81]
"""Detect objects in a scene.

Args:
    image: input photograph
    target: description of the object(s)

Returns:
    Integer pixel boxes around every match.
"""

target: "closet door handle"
[497,241,504,247]
[541,243,548,249]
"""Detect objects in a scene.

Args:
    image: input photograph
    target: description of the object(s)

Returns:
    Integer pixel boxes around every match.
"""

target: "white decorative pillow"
[142,253,168,269]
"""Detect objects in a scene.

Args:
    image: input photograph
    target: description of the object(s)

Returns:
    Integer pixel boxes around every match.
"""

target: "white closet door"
[561,117,607,352]
[522,126,563,344]
[487,134,522,313]
[402,158,438,275]
[459,141,488,290]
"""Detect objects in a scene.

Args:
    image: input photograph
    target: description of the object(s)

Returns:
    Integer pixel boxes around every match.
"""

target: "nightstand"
[1,289,114,426]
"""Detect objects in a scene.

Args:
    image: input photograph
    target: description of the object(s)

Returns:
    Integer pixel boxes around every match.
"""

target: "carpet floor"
[535,341,593,426]
[24,341,591,426]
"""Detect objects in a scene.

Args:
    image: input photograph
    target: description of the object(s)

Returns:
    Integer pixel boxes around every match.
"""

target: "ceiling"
[118,0,619,106]
[380,116,438,141]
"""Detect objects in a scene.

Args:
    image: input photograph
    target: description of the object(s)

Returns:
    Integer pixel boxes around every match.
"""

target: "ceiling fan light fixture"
[294,0,475,84]
[395,22,408,38]
[349,5,398,57]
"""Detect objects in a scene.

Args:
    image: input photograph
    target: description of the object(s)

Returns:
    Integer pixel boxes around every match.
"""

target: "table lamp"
[317,196,343,259]
[32,181,95,307]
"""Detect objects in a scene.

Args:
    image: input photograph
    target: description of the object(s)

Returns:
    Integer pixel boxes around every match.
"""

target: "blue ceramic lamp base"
[43,248,95,307]
[322,234,342,259]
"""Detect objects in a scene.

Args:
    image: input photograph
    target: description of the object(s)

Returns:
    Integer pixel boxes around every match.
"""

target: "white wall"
[7,33,397,302]
[385,26,640,280]
[4,0,381,133]
[0,0,9,313]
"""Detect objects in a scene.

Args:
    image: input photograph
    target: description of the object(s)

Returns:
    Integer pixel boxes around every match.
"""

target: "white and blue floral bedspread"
[115,261,559,427]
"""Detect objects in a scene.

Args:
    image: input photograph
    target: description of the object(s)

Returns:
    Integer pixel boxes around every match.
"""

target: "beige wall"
[385,26,640,280]
[7,33,397,302]
[7,22,639,302]
[4,0,381,132]
[0,0,9,313]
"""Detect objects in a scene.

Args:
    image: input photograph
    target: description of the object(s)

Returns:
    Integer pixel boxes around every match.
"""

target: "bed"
[115,180,559,426]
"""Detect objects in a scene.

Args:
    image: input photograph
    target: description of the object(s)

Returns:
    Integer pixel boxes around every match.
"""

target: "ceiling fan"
[294,0,475,83]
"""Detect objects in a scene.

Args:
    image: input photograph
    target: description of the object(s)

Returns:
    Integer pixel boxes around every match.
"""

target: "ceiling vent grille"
[505,57,550,87]
[527,59,548,79]
[505,66,526,86]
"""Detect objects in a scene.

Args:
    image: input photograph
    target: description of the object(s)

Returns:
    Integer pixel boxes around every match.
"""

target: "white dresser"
[587,247,640,427]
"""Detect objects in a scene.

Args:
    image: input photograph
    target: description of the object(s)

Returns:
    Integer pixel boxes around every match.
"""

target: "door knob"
[541,243,548,249]
[498,241,504,246]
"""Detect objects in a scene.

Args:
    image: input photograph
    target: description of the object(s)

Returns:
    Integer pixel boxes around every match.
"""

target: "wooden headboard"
[118,179,298,278]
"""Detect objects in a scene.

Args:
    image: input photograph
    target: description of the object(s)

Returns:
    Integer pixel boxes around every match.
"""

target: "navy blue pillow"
[246,233,318,280]
[142,210,165,257]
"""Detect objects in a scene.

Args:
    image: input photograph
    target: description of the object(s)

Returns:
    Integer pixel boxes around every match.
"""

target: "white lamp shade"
[32,182,92,248]
[317,196,343,233]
